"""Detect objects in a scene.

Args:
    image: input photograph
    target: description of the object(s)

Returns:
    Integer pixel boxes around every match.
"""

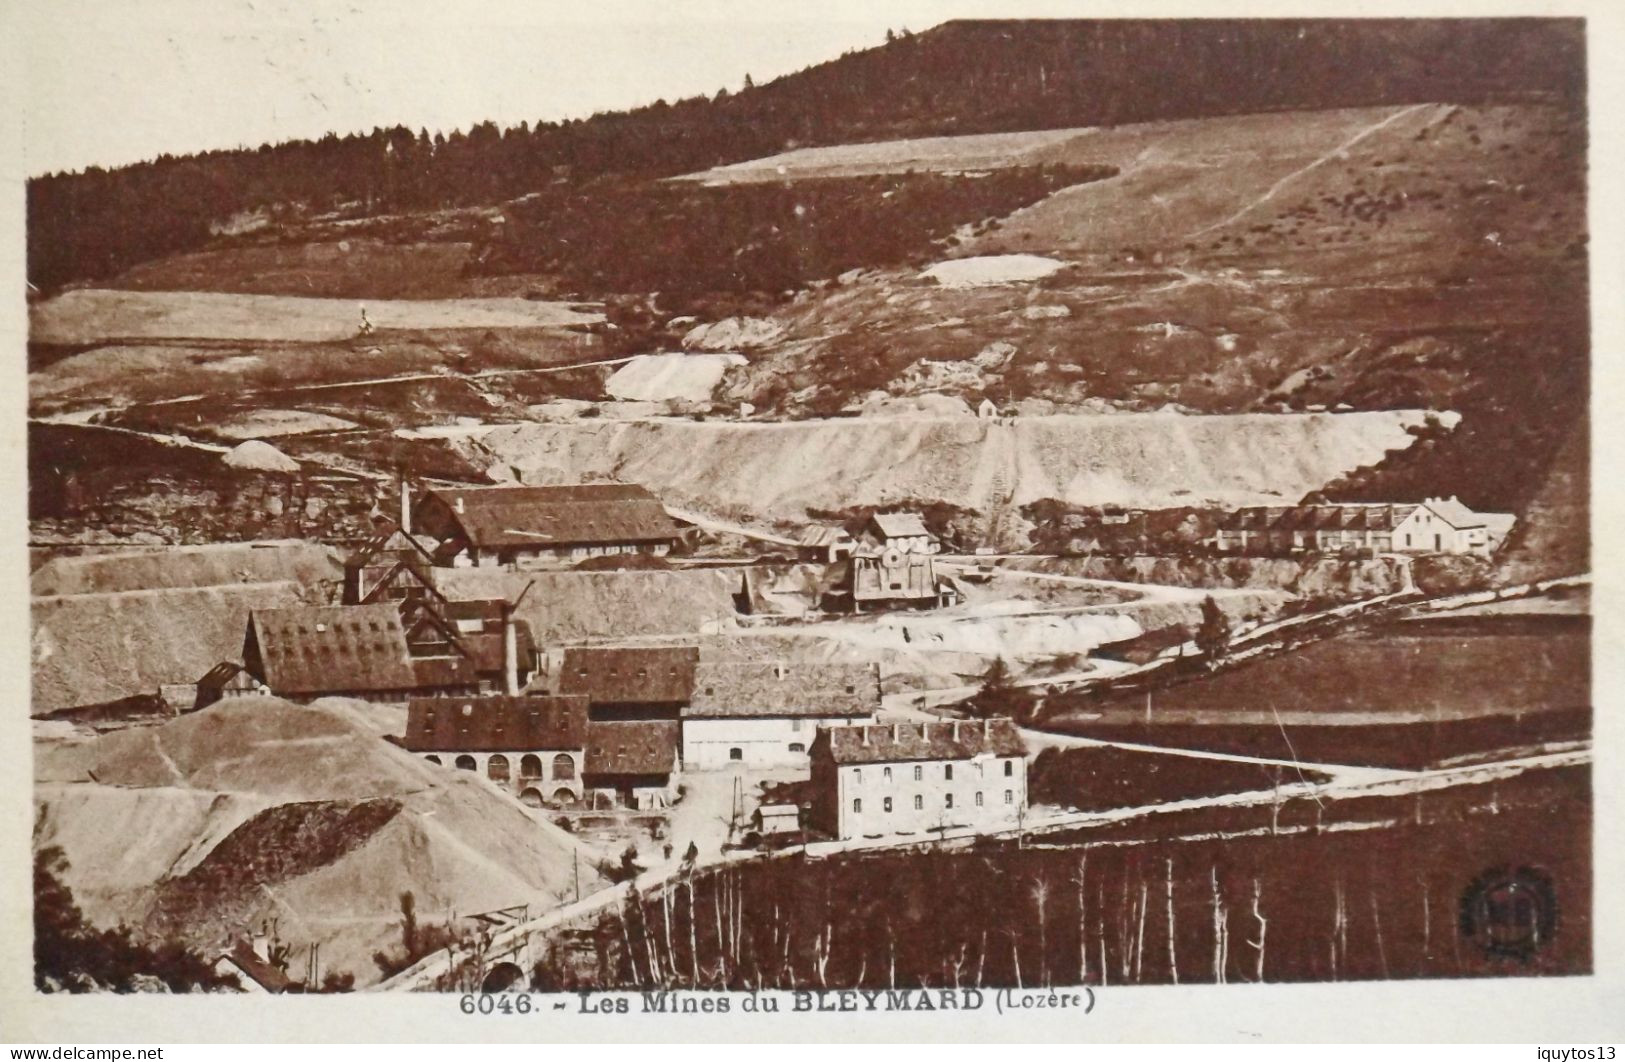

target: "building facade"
[859,512,940,555]
[1211,498,1514,556]
[808,718,1028,841]
[401,695,589,806]
[682,660,880,769]
[411,483,681,569]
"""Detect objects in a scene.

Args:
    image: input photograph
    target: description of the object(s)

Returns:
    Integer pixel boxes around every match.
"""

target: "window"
[883,767,892,782]
[789,743,805,754]
[792,719,803,732]
[854,798,862,813]
[883,797,893,813]
[913,795,923,810]
[944,764,954,780]
[975,792,983,807]
[913,765,922,781]
[1004,760,1014,777]
[1004,790,1013,804]
[854,769,862,783]
[945,793,954,809]
[729,747,743,761]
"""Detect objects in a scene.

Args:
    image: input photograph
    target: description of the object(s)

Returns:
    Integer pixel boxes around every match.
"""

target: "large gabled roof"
[249,604,420,695]
[687,661,878,719]
[1420,496,1489,529]
[867,512,932,540]
[559,645,698,704]
[402,695,589,752]
[814,718,1026,765]
[425,483,680,550]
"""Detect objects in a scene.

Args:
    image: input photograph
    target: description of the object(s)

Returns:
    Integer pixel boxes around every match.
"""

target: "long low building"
[399,695,680,809]
[401,695,589,806]
[1210,497,1514,555]
[411,483,682,569]
[683,660,880,769]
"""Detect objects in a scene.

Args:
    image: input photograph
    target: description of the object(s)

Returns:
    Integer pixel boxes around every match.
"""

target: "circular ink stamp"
[1458,865,1558,961]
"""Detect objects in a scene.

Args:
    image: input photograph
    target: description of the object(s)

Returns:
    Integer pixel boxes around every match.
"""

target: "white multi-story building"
[808,718,1028,841]
[682,660,879,769]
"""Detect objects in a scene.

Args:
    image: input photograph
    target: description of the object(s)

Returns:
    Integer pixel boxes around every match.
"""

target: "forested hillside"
[27,19,1581,292]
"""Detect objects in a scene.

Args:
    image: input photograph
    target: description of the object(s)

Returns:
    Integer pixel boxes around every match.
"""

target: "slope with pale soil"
[34,698,600,987]
[464,410,1438,533]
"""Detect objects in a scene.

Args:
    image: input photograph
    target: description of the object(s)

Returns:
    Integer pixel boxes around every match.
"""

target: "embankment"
[996,554,1407,598]
[463,411,1438,542]
[34,698,600,987]
[31,581,316,713]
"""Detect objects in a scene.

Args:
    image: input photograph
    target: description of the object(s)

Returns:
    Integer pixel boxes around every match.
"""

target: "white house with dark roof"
[1392,496,1514,555]
[859,512,940,555]
[411,483,681,569]
[682,660,880,769]
[808,718,1028,840]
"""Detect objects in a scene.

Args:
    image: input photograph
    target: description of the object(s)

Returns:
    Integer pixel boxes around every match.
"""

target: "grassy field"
[676,128,1096,184]
[1028,744,1331,812]
[1044,612,1590,768]
[29,289,603,346]
[108,239,477,299]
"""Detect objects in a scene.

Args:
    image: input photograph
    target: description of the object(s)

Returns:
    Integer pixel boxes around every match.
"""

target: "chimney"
[502,603,520,696]
[892,724,900,742]
[398,477,411,532]
[983,719,992,739]
[860,726,870,746]
[454,496,466,515]
[952,721,961,741]
[252,923,271,963]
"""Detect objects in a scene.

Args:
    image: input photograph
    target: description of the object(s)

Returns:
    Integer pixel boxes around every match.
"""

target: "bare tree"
[1164,858,1179,985]
[1031,877,1052,987]
[1072,853,1089,984]
[1210,866,1229,984]
[1247,879,1267,983]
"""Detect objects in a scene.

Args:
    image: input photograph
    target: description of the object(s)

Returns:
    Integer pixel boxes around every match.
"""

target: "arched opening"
[519,754,543,780]
[425,755,442,765]
[729,747,743,762]
[551,753,576,780]
[488,754,510,783]
[519,787,544,808]
[552,788,577,808]
[481,961,526,993]
[454,754,477,771]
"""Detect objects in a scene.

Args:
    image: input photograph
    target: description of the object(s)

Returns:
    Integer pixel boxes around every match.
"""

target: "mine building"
[857,511,940,555]
[401,695,589,806]
[832,548,963,612]
[408,482,681,569]
[553,645,699,721]
[192,661,272,712]
[342,522,439,606]
[242,596,535,702]
[1210,498,1514,555]
[796,524,858,564]
[682,659,881,769]
[808,718,1028,841]
[584,719,682,809]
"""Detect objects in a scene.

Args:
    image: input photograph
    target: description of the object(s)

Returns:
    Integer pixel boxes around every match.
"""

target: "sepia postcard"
[2,0,1620,1044]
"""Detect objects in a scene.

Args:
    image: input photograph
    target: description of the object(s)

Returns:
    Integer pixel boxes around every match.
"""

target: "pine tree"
[1195,596,1233,665]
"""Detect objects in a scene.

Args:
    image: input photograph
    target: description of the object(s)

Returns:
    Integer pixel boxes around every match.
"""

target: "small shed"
[752,803,802,836]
